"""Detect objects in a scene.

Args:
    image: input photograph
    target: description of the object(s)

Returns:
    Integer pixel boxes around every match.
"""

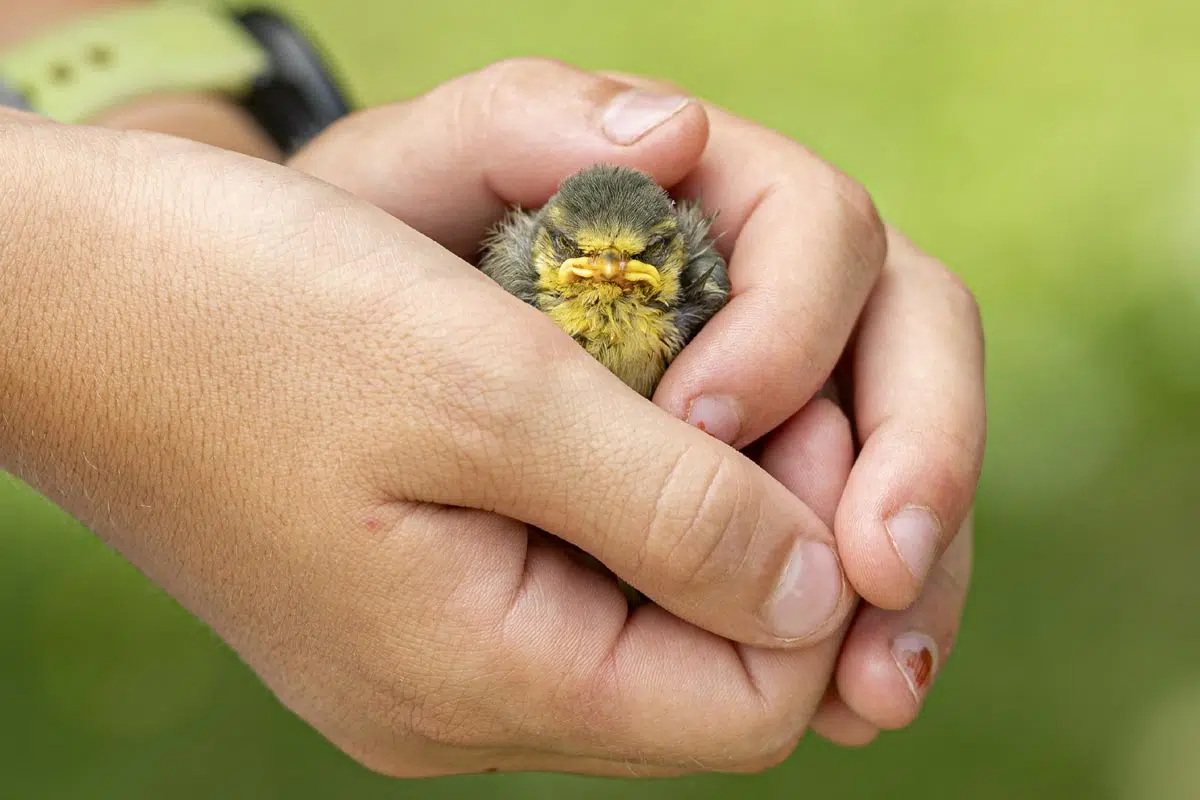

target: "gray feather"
[478,208,543,307]
[672,200,731,345]
[550,164,675,239]
[476,167,731,610]
[477,165,731,360]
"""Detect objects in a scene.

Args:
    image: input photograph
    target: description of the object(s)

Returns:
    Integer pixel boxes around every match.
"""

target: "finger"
[835,229,986,609]
[808,691,880,748]
[756,397,854,527]
[387,289,855,649]
[603,72,985,612]
[491,398,857,767]
[290,57,709,258]
[835,515,973,729]
[286,503,709,778]
[599,71,887,450]
[354,329,853,769]
[371,515,841,772]
[512,570,843,770]
[756,395,880,748]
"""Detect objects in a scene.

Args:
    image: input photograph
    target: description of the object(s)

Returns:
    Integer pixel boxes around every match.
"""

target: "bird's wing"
[673,200,732,345]
[478,208,543,307]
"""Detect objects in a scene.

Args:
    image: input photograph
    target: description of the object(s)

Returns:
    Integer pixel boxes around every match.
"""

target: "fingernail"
[884,506,942,585]
[763,540,844,641]
[602,89,692,145]
[686,395,741,445]
[891,631,939,702]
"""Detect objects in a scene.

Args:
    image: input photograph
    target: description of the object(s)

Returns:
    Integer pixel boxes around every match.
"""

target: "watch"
[0,2,352,156]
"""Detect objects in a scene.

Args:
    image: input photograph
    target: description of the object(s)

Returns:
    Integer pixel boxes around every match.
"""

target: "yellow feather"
[575,230,647,255]
[546,298,677,397]
[531,219,689,397]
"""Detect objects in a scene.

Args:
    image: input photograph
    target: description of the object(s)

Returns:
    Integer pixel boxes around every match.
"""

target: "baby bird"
[479,164,731,398]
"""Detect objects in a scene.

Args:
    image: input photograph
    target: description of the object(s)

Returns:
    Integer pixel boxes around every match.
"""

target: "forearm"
[0,120,161,526]
[0,118,279,550]
[0,0,283,160]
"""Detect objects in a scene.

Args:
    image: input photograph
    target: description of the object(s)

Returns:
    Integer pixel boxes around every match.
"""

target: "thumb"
[293,59,855,648]
[289,57,709,257]
[538,369,855,649]
[399,306,856,651]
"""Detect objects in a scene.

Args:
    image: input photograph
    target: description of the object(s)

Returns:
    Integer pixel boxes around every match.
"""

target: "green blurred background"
[2,1,1195,798]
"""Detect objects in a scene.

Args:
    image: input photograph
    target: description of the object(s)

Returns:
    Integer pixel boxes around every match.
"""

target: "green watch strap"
[0,3,269,124]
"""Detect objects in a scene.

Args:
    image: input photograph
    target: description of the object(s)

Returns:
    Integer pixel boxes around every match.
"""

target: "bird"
[477,164,732,607]
[478,163,731,399]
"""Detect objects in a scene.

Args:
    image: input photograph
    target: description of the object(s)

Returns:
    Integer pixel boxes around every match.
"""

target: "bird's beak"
[559,250,660,288]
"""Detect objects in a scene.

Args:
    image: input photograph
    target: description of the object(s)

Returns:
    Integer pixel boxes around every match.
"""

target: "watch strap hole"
[48,62,74,85]
[87,45,115,68]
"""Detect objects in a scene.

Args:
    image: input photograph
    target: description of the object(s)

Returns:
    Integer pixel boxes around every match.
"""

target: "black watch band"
[235,7,353,157]
[0,4,353,159]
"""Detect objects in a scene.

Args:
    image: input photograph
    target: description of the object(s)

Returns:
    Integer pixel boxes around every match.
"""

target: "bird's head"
[532,165,685,305]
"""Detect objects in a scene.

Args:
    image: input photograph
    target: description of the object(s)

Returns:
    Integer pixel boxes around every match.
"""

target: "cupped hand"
[0,81,861,776]
[293,58,985,748]
[598,68,985,745]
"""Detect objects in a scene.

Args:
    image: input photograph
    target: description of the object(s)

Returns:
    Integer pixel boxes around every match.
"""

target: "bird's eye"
[550,230,574,252]
[643,234,670,256]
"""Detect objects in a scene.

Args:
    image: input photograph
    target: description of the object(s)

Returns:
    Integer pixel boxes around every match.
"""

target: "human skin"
[0,108,853,776]
[0,1,983,763]
[292,61,984,745]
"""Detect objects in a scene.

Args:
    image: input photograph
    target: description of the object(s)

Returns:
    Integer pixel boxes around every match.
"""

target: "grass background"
[1,1,1195,797]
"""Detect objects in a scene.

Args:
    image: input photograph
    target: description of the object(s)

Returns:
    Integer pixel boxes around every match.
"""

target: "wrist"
[92,90,283,160]
[0,0,284,159]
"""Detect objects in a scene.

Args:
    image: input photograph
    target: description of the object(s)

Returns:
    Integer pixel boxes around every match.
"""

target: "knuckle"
[825,169,888,279]
[547,655,627,745]
[600,69,688,96]
[643,448,760,593]
[916,423,985,506]
[397,666,514,755]
[482,53,566,74]
[367,674,473,750]
[906,247,984,342]
[432,56,570,152]
[322,680,488,777]
[478,55,568,83]
[405,691,472,746]
[723,715,806,773]
[944,268,985,333]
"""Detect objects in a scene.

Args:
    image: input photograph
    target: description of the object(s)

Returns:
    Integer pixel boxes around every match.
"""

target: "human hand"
[593,69,984,745]
[294,58,984,747]
[0,96,860,775]
[588,68,984,746]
